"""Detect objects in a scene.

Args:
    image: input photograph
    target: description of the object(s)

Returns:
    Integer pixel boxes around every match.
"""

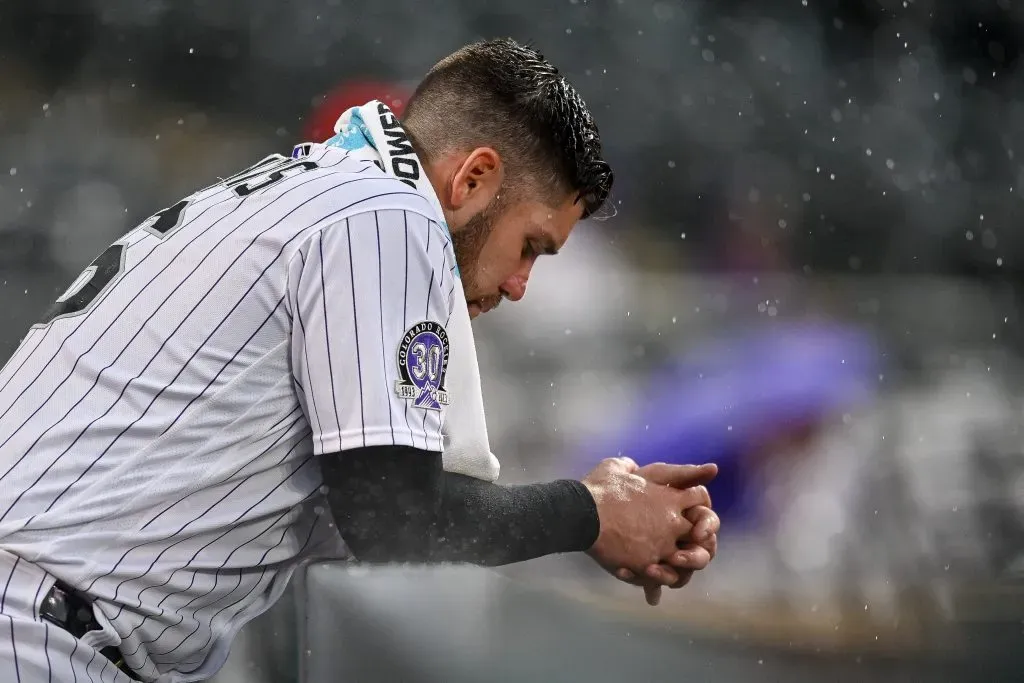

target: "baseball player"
[0,38,720,682]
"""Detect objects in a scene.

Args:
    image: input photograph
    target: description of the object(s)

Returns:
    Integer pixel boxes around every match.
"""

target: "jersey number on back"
[37,154,318,326]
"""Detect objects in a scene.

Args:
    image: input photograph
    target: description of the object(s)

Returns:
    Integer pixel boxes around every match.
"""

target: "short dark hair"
[402,38,613,219]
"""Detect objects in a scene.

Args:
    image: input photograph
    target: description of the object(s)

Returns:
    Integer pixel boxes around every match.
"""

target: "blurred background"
[2,0,1023,681]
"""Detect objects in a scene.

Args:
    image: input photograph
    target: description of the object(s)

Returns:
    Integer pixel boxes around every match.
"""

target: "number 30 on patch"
[396,321,450,411]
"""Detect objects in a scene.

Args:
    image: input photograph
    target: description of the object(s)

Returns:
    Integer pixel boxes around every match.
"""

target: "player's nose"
[500,274,528,302]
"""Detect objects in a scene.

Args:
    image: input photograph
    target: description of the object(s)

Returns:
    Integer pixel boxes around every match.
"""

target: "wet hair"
[402,38,613,218]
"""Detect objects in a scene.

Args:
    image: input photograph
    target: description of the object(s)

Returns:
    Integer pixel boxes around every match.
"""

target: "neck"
[422,158,458,229]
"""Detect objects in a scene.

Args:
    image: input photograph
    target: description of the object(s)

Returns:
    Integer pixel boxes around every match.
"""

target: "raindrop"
[8,168,15,176]
[667,160,676,168]
[886,159,895,169]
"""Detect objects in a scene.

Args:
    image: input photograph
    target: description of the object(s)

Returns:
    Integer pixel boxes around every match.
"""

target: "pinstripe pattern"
[0,143,456,681]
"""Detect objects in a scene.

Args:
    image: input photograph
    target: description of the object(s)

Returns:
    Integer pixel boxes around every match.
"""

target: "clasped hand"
[582,457,720,606]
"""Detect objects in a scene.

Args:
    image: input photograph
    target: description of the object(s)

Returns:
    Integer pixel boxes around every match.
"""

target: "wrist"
[578,478,604,554]
[569,479,601,552]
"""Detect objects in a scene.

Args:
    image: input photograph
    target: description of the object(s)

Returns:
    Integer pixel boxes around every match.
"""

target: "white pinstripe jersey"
[0,144,458,681]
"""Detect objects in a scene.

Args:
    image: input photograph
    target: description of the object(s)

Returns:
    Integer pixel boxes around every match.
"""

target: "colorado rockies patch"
[396,321,450,411]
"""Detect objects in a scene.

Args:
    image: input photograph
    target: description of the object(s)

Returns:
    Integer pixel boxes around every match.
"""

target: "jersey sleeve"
[287,208,457,455]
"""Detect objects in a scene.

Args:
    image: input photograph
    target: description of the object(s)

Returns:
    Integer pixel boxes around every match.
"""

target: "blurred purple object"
[575,322,882,524]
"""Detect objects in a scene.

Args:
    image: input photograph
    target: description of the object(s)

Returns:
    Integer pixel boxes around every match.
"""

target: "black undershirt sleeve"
[320,444,600,566]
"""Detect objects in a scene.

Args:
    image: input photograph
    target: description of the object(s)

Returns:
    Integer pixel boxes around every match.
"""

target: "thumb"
[637,462,718,488]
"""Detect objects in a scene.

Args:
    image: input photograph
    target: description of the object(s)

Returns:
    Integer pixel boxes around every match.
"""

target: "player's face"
[456,192,584,319]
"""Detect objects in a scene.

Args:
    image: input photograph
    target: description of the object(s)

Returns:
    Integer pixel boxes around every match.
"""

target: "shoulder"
[299,146,440,225]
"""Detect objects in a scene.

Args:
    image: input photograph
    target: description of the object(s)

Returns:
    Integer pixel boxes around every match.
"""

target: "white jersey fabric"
[0,143,463,682]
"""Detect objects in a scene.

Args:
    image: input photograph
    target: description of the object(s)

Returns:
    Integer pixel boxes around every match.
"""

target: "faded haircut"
[402,37,613,218]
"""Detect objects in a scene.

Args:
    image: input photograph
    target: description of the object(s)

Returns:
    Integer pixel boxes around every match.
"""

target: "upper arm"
[287,209,456,455]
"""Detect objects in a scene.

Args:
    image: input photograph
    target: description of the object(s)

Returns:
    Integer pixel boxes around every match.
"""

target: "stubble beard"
[451,200,500,310]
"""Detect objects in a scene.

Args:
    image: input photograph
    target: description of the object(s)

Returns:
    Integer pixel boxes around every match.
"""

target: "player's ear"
[450,147,503,212]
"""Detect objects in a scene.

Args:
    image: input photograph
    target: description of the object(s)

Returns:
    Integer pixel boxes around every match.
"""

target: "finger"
[637,463,718,489]
[644,583,662,606]
[666,545,712,571]
[644,563,681,586]
[683,531,718,560]
[614,571,645,587]
[705,533,718,559]
[668,569,695,590]
[685,506,721,542]
[670,507,696,538]
[673,484,712,510]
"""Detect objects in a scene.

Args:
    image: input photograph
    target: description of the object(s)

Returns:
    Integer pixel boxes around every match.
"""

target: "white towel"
[298,100,500,482]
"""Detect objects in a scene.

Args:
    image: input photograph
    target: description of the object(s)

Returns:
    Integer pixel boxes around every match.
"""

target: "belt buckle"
[40,583,71,627]
[40,582,94,639]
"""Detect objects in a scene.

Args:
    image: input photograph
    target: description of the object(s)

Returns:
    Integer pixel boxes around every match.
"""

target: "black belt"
[39,581,142,681]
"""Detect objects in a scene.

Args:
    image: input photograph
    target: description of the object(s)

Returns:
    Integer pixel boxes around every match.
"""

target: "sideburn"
[451,193,504,293]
